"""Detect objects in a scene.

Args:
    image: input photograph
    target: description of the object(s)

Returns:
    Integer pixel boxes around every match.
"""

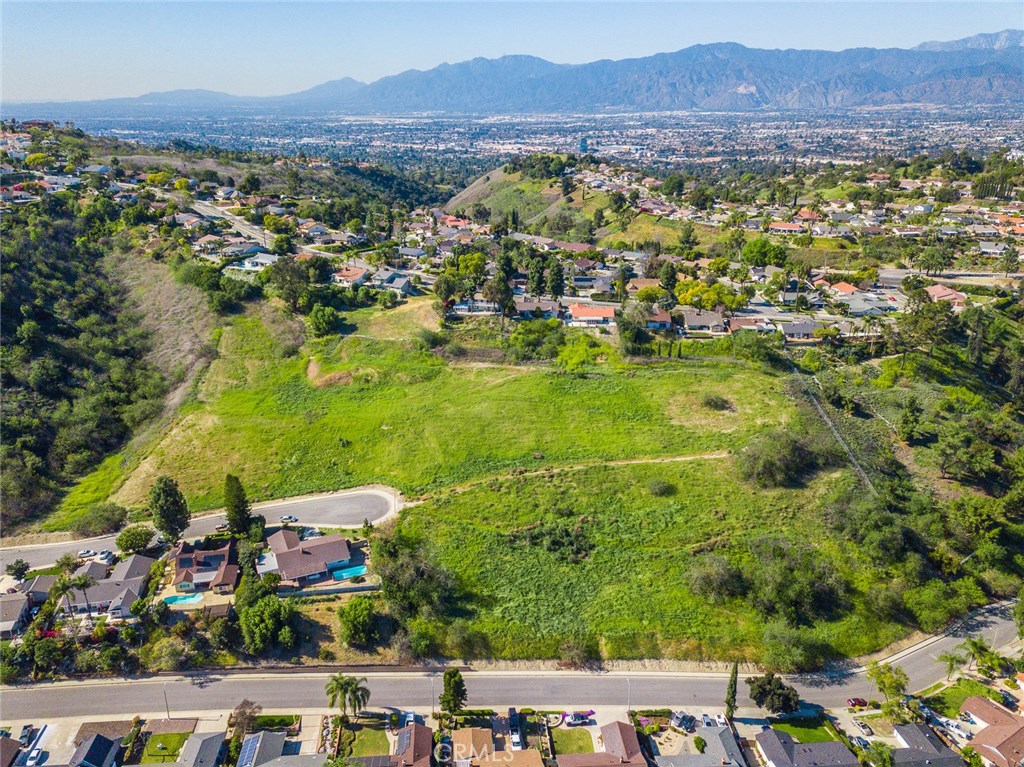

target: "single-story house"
[170,541,239,595]
[332,266,369,287]
[352,724,434,767]
[646,307,673,331]
[71,735,120,767]
[238,732,288,767]
[768,222,806,234]
[755,729,857,767]
[960,697,1024,767]
[681,310,725,334]
[655,726,745,767]
[892,724,961,767]
[0,593,30,639]
[557,722,646,767]
[372,270,412,296]
[0,736,21,767]
[567,304,615,327]
[729,317,777,333]
[626,278,661,295]
[781,321,822,340]
[55,554,157,619]
[256,530,352,587]
[450,727,543,767]
[513,297,561,319]
[176,733,226,767]
[924,284,967,309]
[979,241,1008,256]
[452,295,501,316]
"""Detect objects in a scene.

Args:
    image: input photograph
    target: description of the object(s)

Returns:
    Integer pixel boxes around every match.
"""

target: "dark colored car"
[19,726,33,747]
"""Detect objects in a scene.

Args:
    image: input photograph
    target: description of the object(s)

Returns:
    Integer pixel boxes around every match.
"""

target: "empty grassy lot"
[63,312,794,516]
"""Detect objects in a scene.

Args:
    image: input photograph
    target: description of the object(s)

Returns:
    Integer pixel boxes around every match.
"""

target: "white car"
[26,749,42,767]
[280,515,298,524]
[715,713,727,727]
[78,549,96,558]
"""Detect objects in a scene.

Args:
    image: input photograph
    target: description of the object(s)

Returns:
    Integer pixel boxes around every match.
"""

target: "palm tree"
[52,576,75,620]
[69,574,96,622]
[937,651,966,681]
[957,635,994,670]
[345,676,371,719]
[325,673,370,720]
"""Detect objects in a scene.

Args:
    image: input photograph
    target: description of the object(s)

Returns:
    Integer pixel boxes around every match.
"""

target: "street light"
[626,678,632,716]
[163,682,171,719]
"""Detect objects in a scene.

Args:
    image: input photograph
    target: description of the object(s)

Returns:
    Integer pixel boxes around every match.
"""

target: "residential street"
[1,602,1016,720]
[0,487,398,570]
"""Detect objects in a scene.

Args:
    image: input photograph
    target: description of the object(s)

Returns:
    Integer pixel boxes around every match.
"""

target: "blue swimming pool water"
[332,565,368,581]
[163,593,204,605]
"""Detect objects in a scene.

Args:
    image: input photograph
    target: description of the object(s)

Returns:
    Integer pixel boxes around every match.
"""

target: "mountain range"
[8,30,1023,117]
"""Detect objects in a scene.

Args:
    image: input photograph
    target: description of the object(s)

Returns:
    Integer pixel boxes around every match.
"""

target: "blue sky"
[2,1,1021,101]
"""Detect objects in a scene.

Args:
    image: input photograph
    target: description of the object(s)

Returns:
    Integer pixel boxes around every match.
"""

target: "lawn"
[552,727,594,755]
[345,719,390,757]
[396,456,895,661]
[251,715,299,730]
[66,313,797,514]
[140,732,190,764]
[924,678,1001,718]
[769,717,835,744]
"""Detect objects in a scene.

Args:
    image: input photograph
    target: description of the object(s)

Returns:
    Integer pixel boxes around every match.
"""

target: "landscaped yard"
[140,732,190,764]
[924,678,1002,718]
[552,726,594,755]
[345,719,390,757]
[769,717,835,744]
[251,715,299,730]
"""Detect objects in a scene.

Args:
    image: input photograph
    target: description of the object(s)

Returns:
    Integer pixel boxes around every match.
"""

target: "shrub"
[737,430,816,488]
[700,394,732,411]
[71,502,128,536]
[646,479,675,497]
[693,736,707,754]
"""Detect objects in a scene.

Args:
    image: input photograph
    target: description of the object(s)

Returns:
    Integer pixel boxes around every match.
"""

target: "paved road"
[2,602,1016,720]
[0,488,398,570]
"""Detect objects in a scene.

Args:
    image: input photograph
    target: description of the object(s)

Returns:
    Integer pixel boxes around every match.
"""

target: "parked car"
[19,726,32,747]
[715,714,727,727]
[566,713,588,727]
[96,550,114,564]
[26,749,42,767]
[77,549,96,559]
[847,698,868,708]
[959,713,975,725]
[280,514,298,523]
[852,737,870,749]
[701,714,713,727]
[1002,691,1018,709]
[508,708,522,750]
[402,711,416,727]
[215,523,229,532]
[670,711,687,729]
[855,721,873,736]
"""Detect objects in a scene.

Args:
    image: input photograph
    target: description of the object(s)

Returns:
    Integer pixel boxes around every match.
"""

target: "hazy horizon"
[2,1,1022,103]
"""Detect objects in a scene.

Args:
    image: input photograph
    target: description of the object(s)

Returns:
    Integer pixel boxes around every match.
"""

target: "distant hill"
[7,30,1022,117]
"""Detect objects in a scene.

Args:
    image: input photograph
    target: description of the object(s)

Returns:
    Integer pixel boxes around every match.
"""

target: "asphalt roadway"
[0,602,1016,720]
[0,488,398,570]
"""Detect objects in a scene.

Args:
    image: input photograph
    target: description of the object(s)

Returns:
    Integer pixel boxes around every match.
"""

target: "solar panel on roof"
[238,735,260,767]
[396,730,411,756]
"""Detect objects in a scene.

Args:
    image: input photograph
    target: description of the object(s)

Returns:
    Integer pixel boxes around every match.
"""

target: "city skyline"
[2,1,1021,102]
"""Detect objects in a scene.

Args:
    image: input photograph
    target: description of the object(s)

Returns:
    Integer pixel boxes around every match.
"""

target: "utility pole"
[626,678,632,716]
[163,682,171,719]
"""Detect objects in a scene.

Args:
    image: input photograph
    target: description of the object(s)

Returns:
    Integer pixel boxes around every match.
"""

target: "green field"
[64,310,795,515]
[140,732,190,764]
[345,719,390,757]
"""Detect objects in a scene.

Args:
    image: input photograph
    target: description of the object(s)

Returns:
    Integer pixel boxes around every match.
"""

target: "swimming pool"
[163,593,204,605]
[331,565,368,581]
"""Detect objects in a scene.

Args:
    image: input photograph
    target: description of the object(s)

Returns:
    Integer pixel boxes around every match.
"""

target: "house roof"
[272,534,351,582]
[71,734,120,767]
[111,554,156,581]
[569,304,615,319]
[655,727,746,767]
[755,729,858,767]
[239,731,287,767]
[924,284,966,303]
[451,728,493,762]
[394,723,433,767]
[830,282,859,295]
[0,737,20,767]
[962,697,1021,728]
[176,732,226,767]
[267,529,301,554]
[0,593,29,627]
[892,724,960,767]
[601,721,645,765]
[480,751,544,767]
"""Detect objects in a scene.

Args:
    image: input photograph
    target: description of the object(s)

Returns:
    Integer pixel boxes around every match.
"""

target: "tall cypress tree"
[725,661,738,720]
[224,474,252,535]
[150,476,189,542]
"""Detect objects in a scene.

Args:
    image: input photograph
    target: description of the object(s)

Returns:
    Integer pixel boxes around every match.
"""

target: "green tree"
[239,173,262,194]
[725,661,738,719]
[5,558,29,581]
[224,474,252,535]
[546,260,565,299]
[937,651,965,681]
[338,595,379,647]
[239,595,294,654]
[693,737,707,754]
[326,673,371,719]
[746,672,800,714]
[1000,246,1020,277]
[866,661,908,703]
[267,256,310,312]
[659,261,678,293]
[439,667,468,714]
[150,476,189,542]
[866,742,893,767]
[116,525,154,555]
[307,304,340,337]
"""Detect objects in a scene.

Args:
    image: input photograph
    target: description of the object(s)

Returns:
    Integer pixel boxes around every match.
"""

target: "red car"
[847,698,868,707]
